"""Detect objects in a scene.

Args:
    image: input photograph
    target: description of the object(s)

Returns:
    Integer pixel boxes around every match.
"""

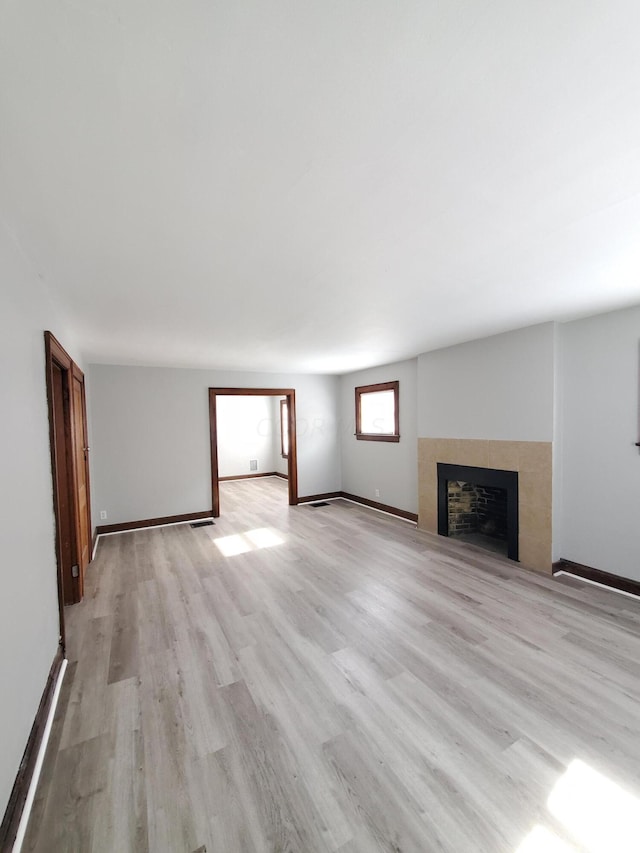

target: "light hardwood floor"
[23,478,640,852]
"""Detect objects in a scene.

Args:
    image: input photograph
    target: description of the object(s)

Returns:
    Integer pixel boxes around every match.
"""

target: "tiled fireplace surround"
[418,438,552,574]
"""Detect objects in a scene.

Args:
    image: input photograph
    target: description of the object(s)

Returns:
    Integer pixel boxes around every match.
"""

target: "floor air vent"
[190,520,215,528]
[310,502,331,508]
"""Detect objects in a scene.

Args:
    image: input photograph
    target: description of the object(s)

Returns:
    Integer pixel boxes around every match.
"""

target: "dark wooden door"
[71,366,91,598]
[51,362,76,608]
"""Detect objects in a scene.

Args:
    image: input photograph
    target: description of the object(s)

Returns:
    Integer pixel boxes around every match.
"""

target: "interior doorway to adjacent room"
[209,387,298,516]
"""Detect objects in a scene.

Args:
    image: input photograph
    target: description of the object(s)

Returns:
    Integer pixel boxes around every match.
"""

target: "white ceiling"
[2,1,640,374]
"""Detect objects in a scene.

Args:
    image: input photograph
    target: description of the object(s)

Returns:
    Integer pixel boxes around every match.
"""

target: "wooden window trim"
[355,380,400,442]
[280,399,289,458]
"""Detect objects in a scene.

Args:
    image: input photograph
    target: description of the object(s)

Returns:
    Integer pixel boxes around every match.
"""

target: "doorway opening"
[209,387,298,516]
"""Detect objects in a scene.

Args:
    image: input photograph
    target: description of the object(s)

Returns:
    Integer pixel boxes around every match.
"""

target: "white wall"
[417,322,556,441]
[0,223,76,818]
[558,305,640,581]
[88,365,340,525]
[340,359,418,513]
[217,396,275,477]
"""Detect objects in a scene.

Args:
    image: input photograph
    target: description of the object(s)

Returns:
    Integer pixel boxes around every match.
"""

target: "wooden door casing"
[44,332,92,627]
[208,387,298,517]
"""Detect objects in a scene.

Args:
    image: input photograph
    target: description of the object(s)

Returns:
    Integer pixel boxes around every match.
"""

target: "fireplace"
[437,463,519,561]
[419,439,551,574]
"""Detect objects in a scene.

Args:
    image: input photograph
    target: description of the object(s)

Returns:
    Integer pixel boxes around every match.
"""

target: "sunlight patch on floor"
[547,759,640,853]
[214,527,285,557]
[517,758,640,853]
[515,824,577,852]
[244,528,284,549]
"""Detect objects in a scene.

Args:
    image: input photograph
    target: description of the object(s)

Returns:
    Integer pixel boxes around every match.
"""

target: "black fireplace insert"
[437,463,519,561]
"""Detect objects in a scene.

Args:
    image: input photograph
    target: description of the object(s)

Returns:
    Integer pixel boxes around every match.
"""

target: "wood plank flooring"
[23,478,640,852]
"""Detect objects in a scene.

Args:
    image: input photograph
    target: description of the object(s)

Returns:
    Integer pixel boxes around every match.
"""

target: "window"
[280,399,289,457]
[355,381,399,442]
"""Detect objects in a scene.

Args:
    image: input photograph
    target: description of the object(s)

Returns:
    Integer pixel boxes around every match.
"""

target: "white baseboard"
[12,658,68,853]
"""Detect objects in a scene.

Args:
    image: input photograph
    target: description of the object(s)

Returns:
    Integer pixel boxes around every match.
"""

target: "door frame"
[44,332,92,641]
[209,387,298,516]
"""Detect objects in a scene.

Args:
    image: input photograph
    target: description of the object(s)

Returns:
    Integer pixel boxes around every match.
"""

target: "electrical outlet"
[375,489,380,498]
[100,510,107,520]
[250,459,258,471]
